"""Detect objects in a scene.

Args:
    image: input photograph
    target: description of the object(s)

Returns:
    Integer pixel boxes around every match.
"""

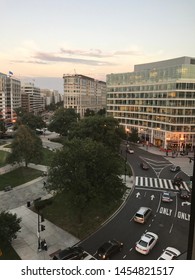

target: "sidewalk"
[10,206,79,260]
[138,144,194,176]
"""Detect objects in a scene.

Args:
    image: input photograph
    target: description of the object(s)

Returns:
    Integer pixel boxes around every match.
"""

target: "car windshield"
[163,193,169,197]
[98,242,112,253]
[165,251,173,257]
[138,240,148,247]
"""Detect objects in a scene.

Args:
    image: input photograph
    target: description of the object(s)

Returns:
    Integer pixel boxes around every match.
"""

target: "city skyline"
[1,0,195,92]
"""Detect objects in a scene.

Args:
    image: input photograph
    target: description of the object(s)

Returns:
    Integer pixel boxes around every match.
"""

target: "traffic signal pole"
[187,151,195,259]
[37,210,41,251]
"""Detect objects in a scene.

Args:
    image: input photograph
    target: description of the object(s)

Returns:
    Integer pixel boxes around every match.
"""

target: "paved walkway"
[9,206,79,260]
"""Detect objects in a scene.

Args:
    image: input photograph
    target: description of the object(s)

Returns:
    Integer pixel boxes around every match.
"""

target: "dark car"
[172,176,183,187]
[162,191,172,202]
[180,189,190,200]
[170,165,181,172]
[140,162,149,170]
[52,246,84,260]
[97,239,123,260]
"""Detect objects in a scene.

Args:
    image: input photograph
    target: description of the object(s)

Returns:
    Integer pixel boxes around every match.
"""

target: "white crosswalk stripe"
[135,176,190,192]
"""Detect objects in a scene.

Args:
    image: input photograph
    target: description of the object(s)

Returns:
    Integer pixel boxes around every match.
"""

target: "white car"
[158,247,181,260]
[127,148,134,154]
[135,232,158,255]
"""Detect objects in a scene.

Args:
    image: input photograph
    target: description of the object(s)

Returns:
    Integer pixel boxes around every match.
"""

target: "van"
[134,207,152,224]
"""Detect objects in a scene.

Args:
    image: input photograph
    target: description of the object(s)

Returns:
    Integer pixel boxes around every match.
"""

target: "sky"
[1,0,195,93]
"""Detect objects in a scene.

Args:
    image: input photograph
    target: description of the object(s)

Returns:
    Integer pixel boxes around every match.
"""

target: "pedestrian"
[43,181,46,187]
[43,239,47,251]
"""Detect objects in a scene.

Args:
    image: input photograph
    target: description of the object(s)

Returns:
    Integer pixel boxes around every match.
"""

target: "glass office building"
[107,57,195,151]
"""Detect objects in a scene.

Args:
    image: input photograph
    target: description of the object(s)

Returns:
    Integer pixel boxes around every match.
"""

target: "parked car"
[52,246,85,260]
[162,192,172,202]
[170,165,181,172]
[180,151,188,156]
[126,148,134,154]
[180,189,190,200]
[140,162,149,170]
[135,232,158,255]
[158,247,181,260]
[97,239,123,260]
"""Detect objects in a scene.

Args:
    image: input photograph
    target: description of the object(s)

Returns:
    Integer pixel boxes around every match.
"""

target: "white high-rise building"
[21,83,44,115]
[0,72,21,126]
[63,74,106,117]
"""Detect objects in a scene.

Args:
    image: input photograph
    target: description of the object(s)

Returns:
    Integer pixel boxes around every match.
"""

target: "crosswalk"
[135,176,191,192]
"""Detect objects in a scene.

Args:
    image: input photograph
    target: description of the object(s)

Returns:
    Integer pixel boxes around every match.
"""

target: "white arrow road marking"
[151,194,155,200]
[136,192,140,198]
[182,201,191,206]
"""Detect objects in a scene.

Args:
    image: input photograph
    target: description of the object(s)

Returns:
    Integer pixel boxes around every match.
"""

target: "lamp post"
[37,209,41,251]
[124,143,128,183]
[187,151,195,259]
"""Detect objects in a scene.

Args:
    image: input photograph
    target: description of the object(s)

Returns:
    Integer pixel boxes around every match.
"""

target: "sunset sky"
[1,0,195,92]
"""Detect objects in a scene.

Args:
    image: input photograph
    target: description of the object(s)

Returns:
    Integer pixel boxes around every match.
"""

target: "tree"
[84,108,95,117]
[47,138,125,222]
[69,115,126,152]
[7,125,43,167]
[16,111,46,130]
[48,108,79,136]
[97,108,106,116]
[127,128,139,143]
[0,211,21,247]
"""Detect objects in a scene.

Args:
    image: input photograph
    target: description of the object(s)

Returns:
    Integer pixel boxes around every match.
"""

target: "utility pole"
[37,209,46,252]
[187,151,195,259]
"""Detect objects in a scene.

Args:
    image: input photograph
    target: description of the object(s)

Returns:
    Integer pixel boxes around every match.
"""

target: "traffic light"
[41,225,45,231]
[41,214,44,222]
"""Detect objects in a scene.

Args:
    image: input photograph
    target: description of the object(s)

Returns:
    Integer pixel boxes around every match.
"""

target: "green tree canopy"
[7,125,43,167]
[48,108,79,136]
[0,211,21,246]
[15,109,46,130]
[69,115,126,152]
[47,138,125,221]
[128,128,139,143]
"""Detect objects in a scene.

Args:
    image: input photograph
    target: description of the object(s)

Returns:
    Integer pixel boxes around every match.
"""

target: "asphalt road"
[79,144,191,260]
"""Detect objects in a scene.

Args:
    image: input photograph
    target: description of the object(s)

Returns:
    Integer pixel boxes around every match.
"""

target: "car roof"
[163,191,170,195]
[141,232,157,241]
[159,247,181,259]
[99,240,116,250]
[137,207,151,214]
[58,246,82,258]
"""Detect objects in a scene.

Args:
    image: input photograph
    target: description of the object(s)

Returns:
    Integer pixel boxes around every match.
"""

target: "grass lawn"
[0,150,9,167]
[36,192,123,240]
[0,167,43,191]
[37,148,54,166]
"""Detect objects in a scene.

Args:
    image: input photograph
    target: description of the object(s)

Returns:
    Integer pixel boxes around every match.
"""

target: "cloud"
[60,48,112,58]
[10,46,144,67]
[60,48,143,58]
[33,52,115,66]
[11,59,48,65]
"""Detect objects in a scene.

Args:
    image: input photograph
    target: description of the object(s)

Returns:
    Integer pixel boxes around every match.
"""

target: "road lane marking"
[159,179,164,188]
[169,223,174,233]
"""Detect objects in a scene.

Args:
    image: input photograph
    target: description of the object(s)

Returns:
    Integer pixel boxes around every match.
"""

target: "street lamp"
[124,143,128,183]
